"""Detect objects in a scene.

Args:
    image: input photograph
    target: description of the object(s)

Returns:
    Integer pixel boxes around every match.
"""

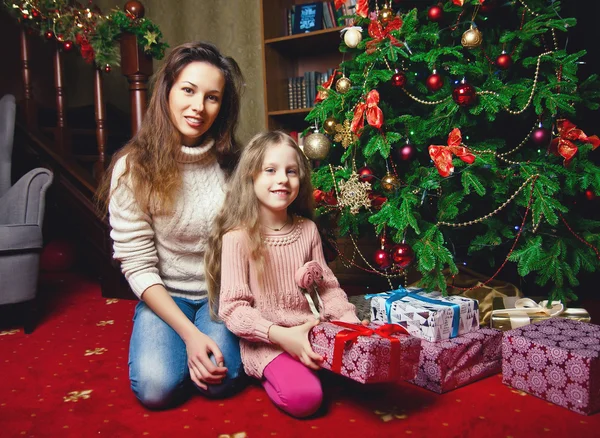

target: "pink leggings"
[262,353,323,418]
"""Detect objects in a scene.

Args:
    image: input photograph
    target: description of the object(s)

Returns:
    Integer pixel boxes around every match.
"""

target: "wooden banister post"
[93,67,107,180]
[120,1,153,137]
[19,28,37,129]
[53,43,71,156]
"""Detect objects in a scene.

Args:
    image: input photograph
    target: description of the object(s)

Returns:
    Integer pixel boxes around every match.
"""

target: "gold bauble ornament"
[323,117,337,135]
[343,27,362,48]
[336,77,352,94]
[461,25,483,49]
[381,173,400,192]
[379,7,394,23]
[303,132,331,160]
[319,89,330,101]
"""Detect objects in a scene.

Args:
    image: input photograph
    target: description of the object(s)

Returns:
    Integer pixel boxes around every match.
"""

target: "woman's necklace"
[262,216,290,232]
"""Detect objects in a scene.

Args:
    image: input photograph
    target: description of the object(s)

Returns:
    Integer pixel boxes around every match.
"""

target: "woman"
[96,41,245,409]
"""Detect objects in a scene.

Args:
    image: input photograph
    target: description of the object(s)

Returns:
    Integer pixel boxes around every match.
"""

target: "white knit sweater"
[108,139,226,300]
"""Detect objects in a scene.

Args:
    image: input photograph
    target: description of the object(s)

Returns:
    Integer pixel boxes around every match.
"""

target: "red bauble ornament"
[393,141,416,163]
[44,30,54,40]
[426,72,444,92]
[452,82,477,106]
[104,64,112,73]
[62,41,74,52]
[313,189,325,203]
[358,166,376,183]
[428,5,443,22]
[585,189,596,201]
[531,126,551,146]
[374,249,392,269]
[495,53,513,70]
[391,71,407,88]
[391,243,415,268]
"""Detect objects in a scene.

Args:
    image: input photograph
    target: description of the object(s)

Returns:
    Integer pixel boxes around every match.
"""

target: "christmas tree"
[305,0,600,303]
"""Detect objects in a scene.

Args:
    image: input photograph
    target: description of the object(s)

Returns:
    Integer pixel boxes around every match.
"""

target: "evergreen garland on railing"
[2,0,168,71]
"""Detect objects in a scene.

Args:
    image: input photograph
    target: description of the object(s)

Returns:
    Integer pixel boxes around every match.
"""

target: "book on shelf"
[293,2,323,34]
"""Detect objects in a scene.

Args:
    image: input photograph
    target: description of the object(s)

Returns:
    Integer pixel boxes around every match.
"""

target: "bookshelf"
[259,0,346,132]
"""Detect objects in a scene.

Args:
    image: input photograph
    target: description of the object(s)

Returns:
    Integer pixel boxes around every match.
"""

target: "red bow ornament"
[315,69,338,103]
[335,0,369,18]
[351,90,384,136]
[365,16,403,54]
[549,119,600,166]
[428,128,476,177]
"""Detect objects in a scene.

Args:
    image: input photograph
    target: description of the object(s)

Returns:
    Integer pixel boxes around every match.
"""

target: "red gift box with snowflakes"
[308,321,421,384]
[502,318,600,415]
[410,327,502,393]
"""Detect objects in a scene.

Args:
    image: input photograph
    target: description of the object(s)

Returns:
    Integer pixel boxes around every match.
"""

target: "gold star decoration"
[337,172,372,214]
[64,390,93,402]
[85,348,108,356]
[144,31,159,51]
[334,119,358,149]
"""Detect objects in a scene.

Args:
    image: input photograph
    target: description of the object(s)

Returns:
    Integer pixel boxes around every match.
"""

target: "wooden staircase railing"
[12,1,154,299]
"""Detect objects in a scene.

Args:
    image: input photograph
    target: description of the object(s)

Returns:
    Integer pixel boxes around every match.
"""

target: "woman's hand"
[268,319,323,370]
[185,330,228,390]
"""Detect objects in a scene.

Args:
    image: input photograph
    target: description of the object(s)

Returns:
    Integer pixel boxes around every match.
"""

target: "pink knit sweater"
[218,217,359,378]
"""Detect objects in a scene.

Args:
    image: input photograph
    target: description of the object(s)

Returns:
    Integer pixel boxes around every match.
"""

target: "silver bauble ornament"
[303,132,331,160]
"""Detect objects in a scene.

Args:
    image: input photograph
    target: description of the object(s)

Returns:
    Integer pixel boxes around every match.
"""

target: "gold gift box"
[490,297,591,331]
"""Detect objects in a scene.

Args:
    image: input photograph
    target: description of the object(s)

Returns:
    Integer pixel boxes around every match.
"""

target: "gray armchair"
[0,94,53,333]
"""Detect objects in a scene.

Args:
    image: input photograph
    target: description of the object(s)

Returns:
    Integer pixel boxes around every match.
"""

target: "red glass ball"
[428,5,443,22]
[496,53,513,70]
[44,30,54,40]
[393,142,416,163]
[391,243,415,268]
[374,249,392,269]
[313,189,325,203]
[585,189,596,201]
[426,73,444,92]
[452,83,477,106]
[62,41,74,51]
[391,72,407,87]
[531,127,551,146]
[358,166,376,183]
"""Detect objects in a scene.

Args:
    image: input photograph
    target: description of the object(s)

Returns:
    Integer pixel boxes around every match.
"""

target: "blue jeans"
[129,296,245,409]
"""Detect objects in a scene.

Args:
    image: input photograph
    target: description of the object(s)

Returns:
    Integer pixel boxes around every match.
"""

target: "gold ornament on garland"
[303,131,331,160]
[335,76,352,94]
[381,173,400,192]
[337,172,372,214]
[379,7,394,24]
[461,25,483,49]
[334,119,358,149]
[323,117,338,135]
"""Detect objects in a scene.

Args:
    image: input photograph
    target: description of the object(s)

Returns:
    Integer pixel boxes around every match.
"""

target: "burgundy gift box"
[410,327,502,393]
[309,321,421,384]
[502,318,600,415]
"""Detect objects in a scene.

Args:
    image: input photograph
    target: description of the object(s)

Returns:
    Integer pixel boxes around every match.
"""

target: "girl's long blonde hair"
[96,41,244,215]
[205,131,315,318]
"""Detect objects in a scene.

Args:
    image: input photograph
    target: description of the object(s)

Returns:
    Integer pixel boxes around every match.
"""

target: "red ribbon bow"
[335,0,369,18]
[366,16,403,54]
[315,69,338,104]
[351,90,384,136]
[329,321,408,379]
[428,128,476,177]
[548,119,600,166]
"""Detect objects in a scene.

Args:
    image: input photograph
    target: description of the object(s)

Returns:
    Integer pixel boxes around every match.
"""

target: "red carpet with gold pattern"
[0,272,598,438]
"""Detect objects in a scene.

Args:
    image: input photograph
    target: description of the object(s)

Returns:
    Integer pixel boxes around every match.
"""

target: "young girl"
[205,131,360,418]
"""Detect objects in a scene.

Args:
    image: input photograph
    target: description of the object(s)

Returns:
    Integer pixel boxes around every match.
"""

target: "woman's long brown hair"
[96,41,244,215]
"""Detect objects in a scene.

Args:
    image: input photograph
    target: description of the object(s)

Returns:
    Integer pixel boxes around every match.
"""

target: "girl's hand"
[185,330,228,390]
[269,319,323,370]
[361,319,370,326]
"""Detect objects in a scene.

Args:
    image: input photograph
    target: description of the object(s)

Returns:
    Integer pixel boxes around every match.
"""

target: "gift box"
[410,328,502,393]
[491,297,591,331]
[502,318,600,415]
[308,321,421,384]
[369,287,480,342]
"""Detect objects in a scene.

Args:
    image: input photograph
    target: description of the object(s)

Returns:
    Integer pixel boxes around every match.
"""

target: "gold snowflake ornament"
[334,119,358,149]
[337,172,372,214]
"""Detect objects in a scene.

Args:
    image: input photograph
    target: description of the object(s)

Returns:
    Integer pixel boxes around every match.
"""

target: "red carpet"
[0,272,598,438]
